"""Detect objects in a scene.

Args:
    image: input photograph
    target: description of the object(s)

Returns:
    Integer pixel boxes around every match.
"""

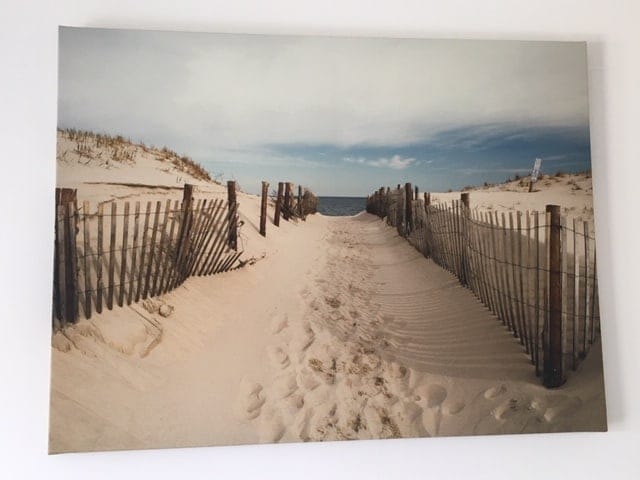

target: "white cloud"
[343,154,418,170]
[369,155,418,170]
[343,156,367,164]
[58,29,590,154]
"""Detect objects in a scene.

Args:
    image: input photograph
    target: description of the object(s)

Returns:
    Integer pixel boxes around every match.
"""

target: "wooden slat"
[433,204,442,268]
[274,182,283,226]
[486,212,502,319]
[53,205,62,323]
[227,181,238,249]
[175,198,202,284]
[458,201,468,284]
[544,205,563,388]
[96,204,104,313]
[180,198,204,275]
[495,212,510,331]
[571,218,578,369]
[590,250,598,344]
[517,211,528,350]
[467,210,481,301]
[181,199,208,276]
[159,200,181,294]
[107,202,117,311]
[171,198,195,289]
[475,212,491,308]
[260,181,269,236]
[127,202,141,305]
[439,204,448,270]
[582,221,590,356]
[534,211,541,374]
[496,212,511,328]
[191,200,225,277]
[454,201,463,277]
[477,213,492,313]
[143,201,162,299]
[82,201,92,319]
[448,202,456,275]
[542,210,551,376]
[150,199,172,297]
[202,202,236,276]
[135,202,152,302]
[441,204,450,272]
[118,202,130,307]
[206,203,238,276]
[508,212,522,341]
[197,201,230,276]
[56,205,67,323]
[216,254,235,274]
[525,211,534,359]
[184,200,214,274]
[67,202,79,322]
[561,216,569,365]
[487,212,505,324]
[225,250,244,272]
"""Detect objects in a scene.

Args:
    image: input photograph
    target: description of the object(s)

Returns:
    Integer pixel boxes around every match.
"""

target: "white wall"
[1,1,638,478]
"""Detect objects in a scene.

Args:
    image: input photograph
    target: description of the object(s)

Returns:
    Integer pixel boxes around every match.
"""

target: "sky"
[58,28,591,196]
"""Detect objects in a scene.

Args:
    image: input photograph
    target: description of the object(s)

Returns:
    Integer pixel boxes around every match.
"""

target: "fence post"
[460,193,470,287]
[415,186,419,201]
[260,181,269,237]
[404,182,413,236]
[55,188,78,325]
[175,184,194,275]
[274,182,284,226]
[283,182,292,220]
[544,204,564,388]
[227,181,237,250]
[298,185,303,218]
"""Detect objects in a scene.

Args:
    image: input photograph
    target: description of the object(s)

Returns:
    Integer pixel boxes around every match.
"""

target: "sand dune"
[50,133,605,452]
[49,212,605,453]
[432,172,595,225]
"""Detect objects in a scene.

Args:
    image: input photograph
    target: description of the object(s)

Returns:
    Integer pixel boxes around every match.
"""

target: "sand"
[431,173,595,225]
[49,133,606,453]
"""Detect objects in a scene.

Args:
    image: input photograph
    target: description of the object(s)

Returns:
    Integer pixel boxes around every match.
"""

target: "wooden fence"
[53,183,243,327]
[366,184,600,388]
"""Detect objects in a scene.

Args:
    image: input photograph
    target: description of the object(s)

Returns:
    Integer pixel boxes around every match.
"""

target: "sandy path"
[310,214,532,380]
[50,213,605,453]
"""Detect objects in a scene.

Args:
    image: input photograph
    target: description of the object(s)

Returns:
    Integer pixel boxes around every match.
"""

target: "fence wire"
[366,189,600,384]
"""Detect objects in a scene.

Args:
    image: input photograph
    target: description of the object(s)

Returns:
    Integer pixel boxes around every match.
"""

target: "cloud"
[343,156,367,165]
[369,155,418,170]
[58,29,590,156]
[343,154,418,170]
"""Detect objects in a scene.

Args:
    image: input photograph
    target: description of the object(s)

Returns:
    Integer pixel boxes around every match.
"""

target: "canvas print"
[49,27,606,453]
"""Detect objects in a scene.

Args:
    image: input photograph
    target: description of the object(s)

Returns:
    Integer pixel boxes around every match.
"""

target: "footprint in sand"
[295,407,315,441]
[238,378,265,420]
[298,367,321,391]
[414,384,448,409]
[272,373,299,399]
[543,396,582,423]
[270,314,288,335]
[443,401,466,416]
[492,398,519,420]
[258,408,286,443]
[267,346,291,369]
[292,324,315,352]
[484,384,507,400]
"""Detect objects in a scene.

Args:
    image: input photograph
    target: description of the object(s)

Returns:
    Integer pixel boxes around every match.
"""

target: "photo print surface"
[50,27,606,454]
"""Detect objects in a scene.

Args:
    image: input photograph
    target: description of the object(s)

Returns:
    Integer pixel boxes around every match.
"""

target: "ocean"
[317,196,367,216]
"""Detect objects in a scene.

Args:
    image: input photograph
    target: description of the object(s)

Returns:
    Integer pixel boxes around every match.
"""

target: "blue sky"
[58,28,591,196]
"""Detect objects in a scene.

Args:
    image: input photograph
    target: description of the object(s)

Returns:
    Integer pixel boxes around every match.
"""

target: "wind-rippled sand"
[50,211,606,453]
